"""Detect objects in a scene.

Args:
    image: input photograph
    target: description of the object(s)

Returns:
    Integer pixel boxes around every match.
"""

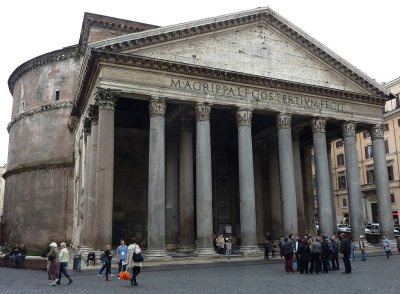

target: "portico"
[71,7,394,255]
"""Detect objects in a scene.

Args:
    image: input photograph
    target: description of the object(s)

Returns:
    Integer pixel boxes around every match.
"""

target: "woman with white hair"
[127,239,143,286]
[58,242,73,285]
[47,242,60,286]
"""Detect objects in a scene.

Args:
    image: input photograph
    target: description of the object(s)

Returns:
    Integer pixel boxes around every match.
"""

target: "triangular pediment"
[91,7,389,97]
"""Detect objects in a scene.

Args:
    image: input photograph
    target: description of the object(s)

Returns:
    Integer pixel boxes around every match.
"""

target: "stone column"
[312,118,334,237]
[268,138,282,239]
[253,142,265,243]
[87,106,98,249]
[327,143,338,233]
[237,109,259,254]
[194,103,215,255]
[178,114,195,252]
[303,146,316,235]
[147,97,168,258]
[292,128,305,236]
[95,89,119,249]
[342,122,363,240]
[81,116,91,246]
[277,113,298,236]
[165,126,179,251]
[370,124,394,240]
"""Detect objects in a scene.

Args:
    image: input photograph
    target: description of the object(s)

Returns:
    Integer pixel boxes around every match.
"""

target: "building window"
[391,194,395,203]
[365,145,373,159]
[342,198,348,208]
[337,153,345,166]
[335,140,343,148]
[363,131,370,139]
[384,123,389,132]
[55,90,60,101]
[366,169,374,184]
[388,166,394,181]
[385,140,389,154]
[338,173,346,190]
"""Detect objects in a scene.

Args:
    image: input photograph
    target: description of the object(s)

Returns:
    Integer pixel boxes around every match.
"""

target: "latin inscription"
[171,78,345,112]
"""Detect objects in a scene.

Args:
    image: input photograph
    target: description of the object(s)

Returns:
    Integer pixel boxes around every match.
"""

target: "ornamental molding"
[195,103,211,121]
[370,124,384,140]
[3,160,74,179]
[236,109,252,126]
[95,88,120,110]
[149,98,166,117]
[86,104,99,122]
[7,102,73,132]
[342,122,356,138]
[276,113,291,130]
[311,118,326,133]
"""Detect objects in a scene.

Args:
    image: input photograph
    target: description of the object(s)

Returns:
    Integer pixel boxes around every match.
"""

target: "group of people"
[214,233,233,259]
[46,242,73,286]
[8,243,27,266]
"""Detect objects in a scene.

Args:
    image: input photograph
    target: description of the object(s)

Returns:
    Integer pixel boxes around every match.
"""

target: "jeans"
[99,263,112,275]
[360,250,367,260]
[343,254,351,273]
[226,249,232,259]
[58,262,71,280]
[118,260,127,274]
[284,254,294,272]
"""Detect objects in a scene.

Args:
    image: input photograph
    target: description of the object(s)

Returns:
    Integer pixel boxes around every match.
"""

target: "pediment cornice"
[91,7,389,98]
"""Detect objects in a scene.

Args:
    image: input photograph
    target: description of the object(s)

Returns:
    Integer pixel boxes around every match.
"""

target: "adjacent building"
[3,8,395,255]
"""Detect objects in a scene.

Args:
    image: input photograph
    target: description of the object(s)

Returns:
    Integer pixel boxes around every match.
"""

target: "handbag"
[48,251,56,261]
[99,253,109,263]
[132,252,144,262]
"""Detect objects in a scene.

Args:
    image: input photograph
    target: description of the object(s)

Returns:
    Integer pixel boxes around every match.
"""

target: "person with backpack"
[127,239,143,286]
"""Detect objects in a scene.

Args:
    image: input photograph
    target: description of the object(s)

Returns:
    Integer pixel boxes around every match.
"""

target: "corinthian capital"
[276,113,291,130]
[370,124,384,140]
[149,97,166,117]
[95,88,120,110]
[195,103,211,121]
[236,109,252,127]
[83,116,91,134]
[342,122,356,138]
[311,118,326,133]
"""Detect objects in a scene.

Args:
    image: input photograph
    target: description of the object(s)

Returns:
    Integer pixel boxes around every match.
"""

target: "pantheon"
[3,7,394,256]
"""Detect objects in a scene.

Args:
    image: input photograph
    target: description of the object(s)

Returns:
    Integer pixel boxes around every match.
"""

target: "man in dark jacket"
[283,235,294,273]
[340,233,351,274]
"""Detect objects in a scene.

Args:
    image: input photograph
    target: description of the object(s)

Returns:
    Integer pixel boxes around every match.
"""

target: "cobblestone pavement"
[0,253,399,294]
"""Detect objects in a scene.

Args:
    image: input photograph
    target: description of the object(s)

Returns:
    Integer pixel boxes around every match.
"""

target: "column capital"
[236,108,252,127]
[370,124,384,140]
[95,88,120,110]
[86,104,99,124]
[83,116,92,134]
[276,113,291,130]
[311,118,326,133]
[149,97,167,117]
[342,121,357,138]
[195,103,211,121]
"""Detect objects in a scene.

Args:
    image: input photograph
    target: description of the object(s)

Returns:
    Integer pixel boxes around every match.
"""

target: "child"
[225,239,232,260]
[271,241,276,258]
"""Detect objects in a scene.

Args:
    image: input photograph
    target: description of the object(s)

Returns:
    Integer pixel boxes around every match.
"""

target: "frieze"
[95,88,120,110]
[195,103,211,121]
[370,124,384,140]
[7,102,73,132]
[276,113,291,130]
[236,109,252,126]
[311,118,326,133]
[149,98,166,117]
[342,122,356,137]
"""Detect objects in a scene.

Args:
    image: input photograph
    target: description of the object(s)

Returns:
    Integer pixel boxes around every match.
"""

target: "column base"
[166,243,179,251]
[177,245,196,253]
[193,247,217,256]
[239,245,262,256]
[145,248,172,261]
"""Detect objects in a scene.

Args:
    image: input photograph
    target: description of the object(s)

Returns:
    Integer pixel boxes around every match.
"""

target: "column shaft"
[269,142,282,239]
[292,135,306,236]
[81,117,91,246]
[87,118,98,249]
[277,113,298,235]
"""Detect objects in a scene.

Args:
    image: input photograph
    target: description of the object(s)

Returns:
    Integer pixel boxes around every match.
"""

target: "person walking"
[383,236,391,259]
[57,242,73,285]
[340,233,351,274]
[359,235,367,261]
[226,239,233,260]
[47,242,60,286]
[127,240,143,286]
[99,245,113,281]
[116,239,128,279]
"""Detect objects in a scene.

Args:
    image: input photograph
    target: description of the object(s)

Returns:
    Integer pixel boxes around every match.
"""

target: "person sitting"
[86,251,96,266]
[9,244,21,266]
[18,243,27,264]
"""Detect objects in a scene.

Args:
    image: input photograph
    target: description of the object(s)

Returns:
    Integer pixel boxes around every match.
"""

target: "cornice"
[7,102,73,132]
[3,160,74,179]
[92,8,388,98]
[8,46,77,94]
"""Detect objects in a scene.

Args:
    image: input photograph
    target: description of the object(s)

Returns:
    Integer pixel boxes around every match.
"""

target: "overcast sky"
[0,0,399,165]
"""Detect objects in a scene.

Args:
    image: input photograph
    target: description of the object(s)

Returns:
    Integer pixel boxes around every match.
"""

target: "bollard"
[73,254,82,271]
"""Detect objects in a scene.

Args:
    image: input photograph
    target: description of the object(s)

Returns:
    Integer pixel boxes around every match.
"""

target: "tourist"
[263,237,271,259]
[299,238,311,274]
[116,239,128,279]
[321,236,330,273]
[359,235,367,261]
[350,238,356,261]
[9,243,20,266]
[86,251,96,266]
[331,235,340,270]
[127,239,143,286]
[57,242,73,285]
[340,233,351,274]
[271,240,276,258]
[47,242,60,286]
[282,235,294,273]
[383,236,391,259]
[99,245,113,281]
[226,239,232,260]
[310,236,321,274]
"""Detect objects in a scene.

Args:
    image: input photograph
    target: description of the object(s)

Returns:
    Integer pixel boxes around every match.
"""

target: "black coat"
[299,243,311,262]
[340,237,351,255]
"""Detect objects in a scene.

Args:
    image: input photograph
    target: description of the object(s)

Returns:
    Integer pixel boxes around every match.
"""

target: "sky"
[0,0,399,165]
